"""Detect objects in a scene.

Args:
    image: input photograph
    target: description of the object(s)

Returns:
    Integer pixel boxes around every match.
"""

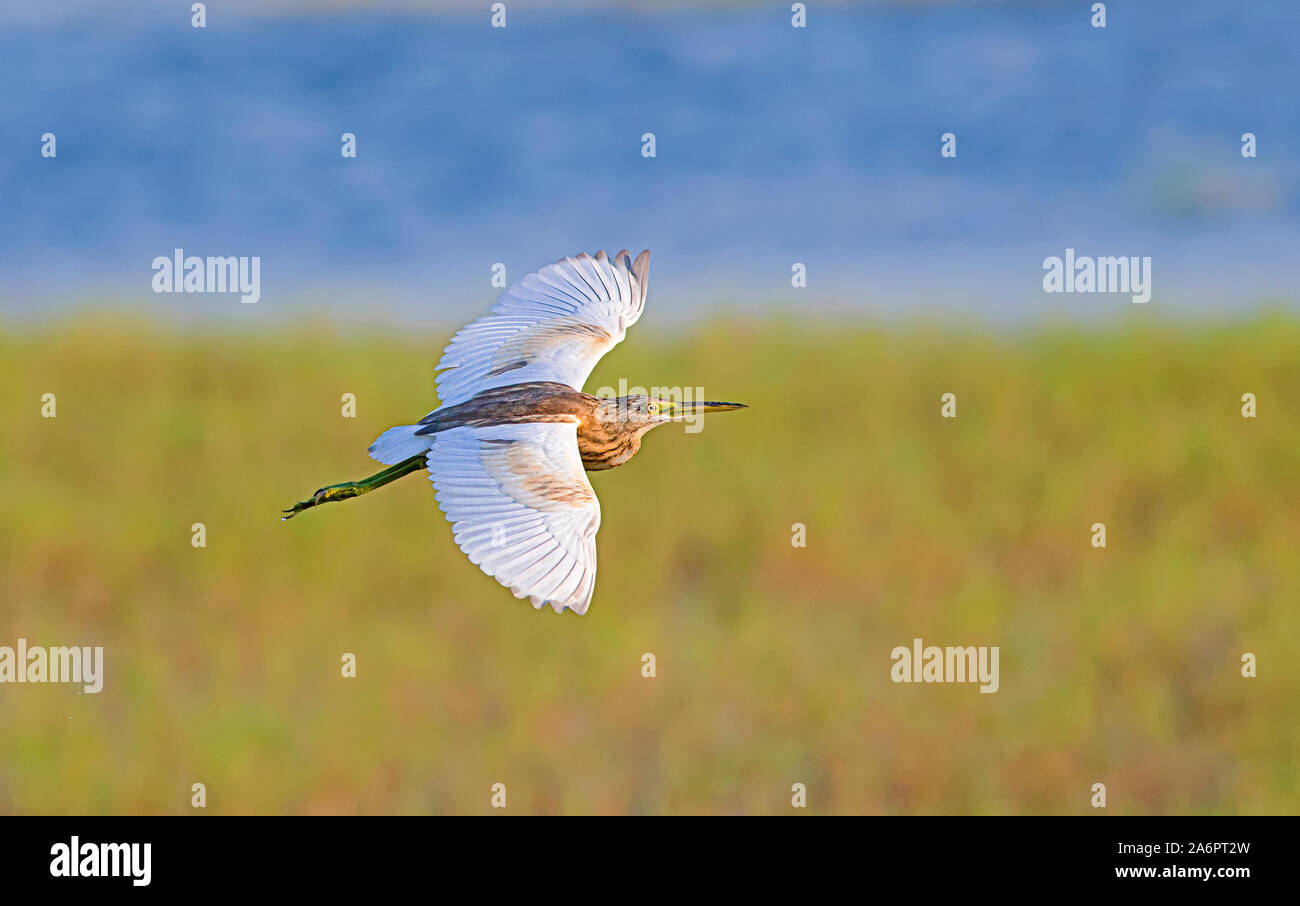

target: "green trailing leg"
[282,454,427,521]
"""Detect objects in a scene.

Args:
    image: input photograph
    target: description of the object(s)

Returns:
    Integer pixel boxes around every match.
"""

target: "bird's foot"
[279,458,423,522]
[281,489,323,521]
[281,483,357,521]
[281,497,315,521]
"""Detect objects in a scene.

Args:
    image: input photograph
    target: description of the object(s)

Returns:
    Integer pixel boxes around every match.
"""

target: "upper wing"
[433,249,649,407]
[428,422,601,615]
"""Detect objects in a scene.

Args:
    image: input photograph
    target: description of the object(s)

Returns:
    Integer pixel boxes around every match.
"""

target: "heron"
[282,250,746,615]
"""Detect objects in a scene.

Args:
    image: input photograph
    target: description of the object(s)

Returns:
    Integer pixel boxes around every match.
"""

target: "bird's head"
[615,394,748,433]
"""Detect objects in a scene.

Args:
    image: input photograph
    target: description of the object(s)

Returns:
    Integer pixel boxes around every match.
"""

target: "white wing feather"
[368,249,649,465]
[432,249,649,407]
[428,423,601,615]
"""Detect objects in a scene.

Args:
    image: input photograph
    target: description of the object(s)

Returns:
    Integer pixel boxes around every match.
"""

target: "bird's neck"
[577,400,645,471]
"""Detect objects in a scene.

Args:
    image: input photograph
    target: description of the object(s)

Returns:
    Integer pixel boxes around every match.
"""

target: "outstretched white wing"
[428,422,601,615]
[433,249,650,407]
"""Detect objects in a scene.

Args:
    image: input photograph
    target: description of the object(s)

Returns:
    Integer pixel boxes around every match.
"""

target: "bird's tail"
[368,425,432,465]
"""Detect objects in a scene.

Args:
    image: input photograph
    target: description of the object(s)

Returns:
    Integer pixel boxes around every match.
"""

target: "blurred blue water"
[2,1,1297,323]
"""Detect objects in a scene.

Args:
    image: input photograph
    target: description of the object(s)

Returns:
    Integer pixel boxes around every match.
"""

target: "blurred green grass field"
[1,313,1297,815]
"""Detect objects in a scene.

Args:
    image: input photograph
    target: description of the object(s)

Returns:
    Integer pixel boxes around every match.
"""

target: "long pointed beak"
[677,400,748,413]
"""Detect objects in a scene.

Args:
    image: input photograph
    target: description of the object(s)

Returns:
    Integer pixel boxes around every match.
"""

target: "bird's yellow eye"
[647,402,657,414]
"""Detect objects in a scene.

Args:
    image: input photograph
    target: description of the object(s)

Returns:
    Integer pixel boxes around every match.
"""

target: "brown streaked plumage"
[282,248,747,616]
[410,380,683,471]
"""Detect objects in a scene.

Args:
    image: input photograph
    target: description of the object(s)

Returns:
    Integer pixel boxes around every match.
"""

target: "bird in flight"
[283,250,746,615]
